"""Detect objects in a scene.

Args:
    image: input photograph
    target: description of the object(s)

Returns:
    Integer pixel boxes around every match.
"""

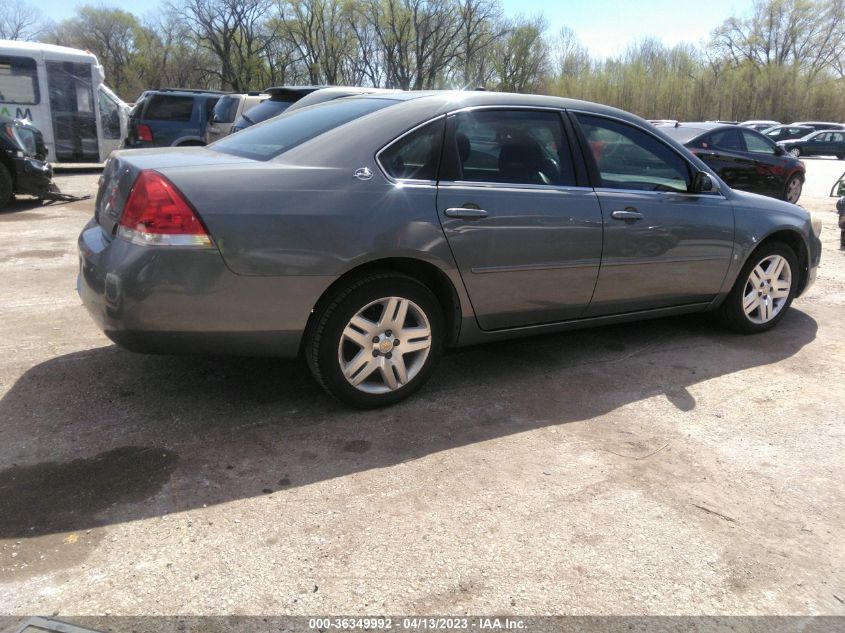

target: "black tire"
[0,164,13,210]
[837,154,845,160]
[782,174,803,203]
[717,242,799,334]
[305,272,444,408]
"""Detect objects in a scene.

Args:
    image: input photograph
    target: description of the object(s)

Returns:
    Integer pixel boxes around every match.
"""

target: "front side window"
[0,55,40,105]
[741,130,775,155]
[214,97,396,161]
[442,109,575,186]
[574,113,691,193]
[379,117,444,181]
[145,96,194,122]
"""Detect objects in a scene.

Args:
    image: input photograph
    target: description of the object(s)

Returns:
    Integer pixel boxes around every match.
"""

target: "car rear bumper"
[77,219,332,357]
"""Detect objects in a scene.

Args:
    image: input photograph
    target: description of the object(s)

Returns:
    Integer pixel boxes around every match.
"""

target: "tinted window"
[212,96,240,123]
[144,95,194,121]
[741,130,775,155]
[442,110,575,186]
[380,118,444,181]
[708,129,743,151]
[0,55,40,105]
[575,114,690,193]
[238,99,294,126]
[214,97,396,160]
[98,89,121,139]
[204,97,219,121]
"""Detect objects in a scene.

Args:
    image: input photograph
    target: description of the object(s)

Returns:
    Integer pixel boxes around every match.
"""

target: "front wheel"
[717,242,798,333]
[783,175,803,204]
[305,273,443,408]
[789,148,801,158]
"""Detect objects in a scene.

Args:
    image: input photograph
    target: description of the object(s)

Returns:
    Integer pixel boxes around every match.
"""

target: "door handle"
[444,207,488,220]
[611,209,643,221]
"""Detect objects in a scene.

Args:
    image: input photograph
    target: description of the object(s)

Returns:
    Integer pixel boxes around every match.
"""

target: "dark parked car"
[0,116,53,210]
[777,129,845,159]
[763,125,816,142]
[661,122,806,203]
[123,89,228,149]
[79,91,822,407]
[229,86,322,133]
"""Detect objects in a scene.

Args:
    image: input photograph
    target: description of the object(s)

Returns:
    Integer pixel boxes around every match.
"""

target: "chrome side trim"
[471,260,598,274]
[600,255,730,267]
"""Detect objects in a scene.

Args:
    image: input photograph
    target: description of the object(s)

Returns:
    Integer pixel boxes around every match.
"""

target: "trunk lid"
[95,147,253,236]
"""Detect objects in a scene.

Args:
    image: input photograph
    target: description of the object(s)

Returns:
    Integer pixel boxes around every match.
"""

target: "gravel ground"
[0,159,843,618]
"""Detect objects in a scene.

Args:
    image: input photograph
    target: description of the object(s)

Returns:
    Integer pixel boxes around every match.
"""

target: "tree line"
[3,0,845,122]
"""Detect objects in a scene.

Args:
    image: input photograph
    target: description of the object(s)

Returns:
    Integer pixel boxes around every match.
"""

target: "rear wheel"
[305,273,443,408]
[837,154,845,160]
[783,175,803,203]
[789,148,801,158]
[717,242,798,334]
[0,164,12,210]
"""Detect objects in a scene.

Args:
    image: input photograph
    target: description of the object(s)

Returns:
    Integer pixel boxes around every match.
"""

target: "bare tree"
[0,0,44,40]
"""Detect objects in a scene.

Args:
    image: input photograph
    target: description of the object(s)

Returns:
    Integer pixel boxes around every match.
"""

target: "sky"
[30,0,750,60]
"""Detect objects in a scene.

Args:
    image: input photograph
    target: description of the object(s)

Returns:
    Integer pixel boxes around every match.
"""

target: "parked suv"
[123,89,228,149]
[205,92,268,144]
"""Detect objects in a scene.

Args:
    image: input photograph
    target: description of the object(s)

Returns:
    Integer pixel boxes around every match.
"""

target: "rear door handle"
[611,209,644,221]
[444,207,488,220]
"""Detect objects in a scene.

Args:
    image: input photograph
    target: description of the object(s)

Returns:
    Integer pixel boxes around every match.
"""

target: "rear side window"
[575,113,691,193]
[144,95,194,122]
[708,129,743,151]
[212,96,240,123]
[379,118,444,181]
[204,97,219,121]
[0,55,40,105]
[440,109,576,186]
[214,97,396,160]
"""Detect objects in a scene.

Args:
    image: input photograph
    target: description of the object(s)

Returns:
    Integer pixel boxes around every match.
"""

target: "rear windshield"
[659,126,708,145]
[214,97,396,160]
[212,95,240,123]
[236,99,296,127]
[144,95,194,121]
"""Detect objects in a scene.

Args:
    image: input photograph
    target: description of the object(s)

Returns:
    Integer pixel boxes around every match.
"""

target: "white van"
[0,40,129,163]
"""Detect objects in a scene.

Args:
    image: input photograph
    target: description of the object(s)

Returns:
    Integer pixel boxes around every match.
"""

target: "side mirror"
[831,178,845,197]
[774,145,785,156]
[692,171,719,194]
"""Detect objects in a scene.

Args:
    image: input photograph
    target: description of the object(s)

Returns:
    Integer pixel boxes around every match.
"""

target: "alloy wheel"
[742,255,792,324]
[785,177,802,203]
[337,296,432,394]
[789,148,801,158]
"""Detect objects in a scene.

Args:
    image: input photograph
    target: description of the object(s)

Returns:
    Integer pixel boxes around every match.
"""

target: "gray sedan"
[79,91,822,407]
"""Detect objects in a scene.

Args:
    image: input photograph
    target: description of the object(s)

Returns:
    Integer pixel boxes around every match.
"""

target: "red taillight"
[118,170,212,247]
[137,124,153,142]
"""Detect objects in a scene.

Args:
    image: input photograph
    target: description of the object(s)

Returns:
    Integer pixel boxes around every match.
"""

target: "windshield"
[214,97,397,160]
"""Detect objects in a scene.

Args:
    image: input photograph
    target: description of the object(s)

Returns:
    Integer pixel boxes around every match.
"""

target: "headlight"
[810,212,823,237]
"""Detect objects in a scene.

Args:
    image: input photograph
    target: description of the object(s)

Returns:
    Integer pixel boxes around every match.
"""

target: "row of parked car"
[122,86,393,150]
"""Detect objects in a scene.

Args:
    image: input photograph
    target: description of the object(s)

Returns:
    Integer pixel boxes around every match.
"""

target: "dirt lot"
[0,160,843,617]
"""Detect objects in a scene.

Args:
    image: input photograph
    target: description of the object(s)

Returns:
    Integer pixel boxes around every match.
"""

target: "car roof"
[145,88,229,97]
[655,121,743,143]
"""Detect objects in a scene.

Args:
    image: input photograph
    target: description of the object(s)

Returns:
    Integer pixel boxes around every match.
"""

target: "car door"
[570,112,735,316]
[832,132,845,157]
[739,128,784,197]
[435,108,604,330]
[696,128,759,192]
[805,132,830,156]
